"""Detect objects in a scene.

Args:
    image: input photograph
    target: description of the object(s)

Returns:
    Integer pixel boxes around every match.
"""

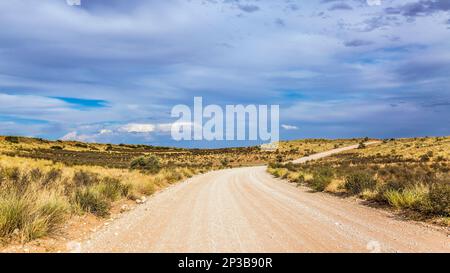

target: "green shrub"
[284,162,297,172]
[30,168,43,182]
[344,172,377,194]
[316,166,334,178]
[73,177,128,216]
[308,167,334,192]
[0,167,32,195]
[288,173,305,184]
[4,136,19,144]
[96,178,130,201]
[5,167,21,183]
[296,174,305,184]
[310,175,332,192]
[130,155,161,174]
[221,158,229,167]
[276,154,284,163]
[74,143,88,148]
[73,170,99,187]
[74,188,110,217]
[420,183,450,216]
[42,168,62,187]
[268,162,282,169]
[381,180,407,192]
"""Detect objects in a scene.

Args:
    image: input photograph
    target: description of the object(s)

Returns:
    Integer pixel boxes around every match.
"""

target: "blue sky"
[0,0,449,147]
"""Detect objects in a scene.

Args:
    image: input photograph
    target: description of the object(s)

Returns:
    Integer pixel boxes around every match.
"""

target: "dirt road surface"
[80,144,449,253]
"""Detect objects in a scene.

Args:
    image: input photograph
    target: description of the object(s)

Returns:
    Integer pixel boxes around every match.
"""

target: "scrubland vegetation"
[0,135,361,246]
[0,136,361,169]
[268,137,450,224]
[2,135,447,247]
[0,153,202,245]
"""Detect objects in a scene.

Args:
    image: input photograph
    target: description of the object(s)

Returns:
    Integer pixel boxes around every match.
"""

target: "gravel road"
[80,144,449,253]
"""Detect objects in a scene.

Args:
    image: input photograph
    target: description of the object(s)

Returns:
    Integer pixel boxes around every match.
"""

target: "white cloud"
[159,121,201,132]
[61,131,78,140]
[120,123,156,133]
[99,129,112,135]
[281,124,299,130]
[61,131,96,142]
[117,121,199,134]
[155,123,173,133]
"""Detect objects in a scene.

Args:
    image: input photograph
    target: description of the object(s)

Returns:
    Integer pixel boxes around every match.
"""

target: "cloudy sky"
[0,0,449,147]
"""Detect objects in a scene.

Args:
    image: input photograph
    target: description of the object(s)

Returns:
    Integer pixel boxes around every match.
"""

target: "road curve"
[81,144,449,253]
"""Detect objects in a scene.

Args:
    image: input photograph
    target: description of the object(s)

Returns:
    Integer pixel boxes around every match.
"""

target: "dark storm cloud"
[238,4,260,13]
[328,3,353,11]
[385,0,450,17]
[344,39,374,47]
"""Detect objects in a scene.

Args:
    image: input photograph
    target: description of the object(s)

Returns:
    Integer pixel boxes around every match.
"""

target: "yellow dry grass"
[0,153,202,244]
[268,136,450,225]
[352,137,450,160]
